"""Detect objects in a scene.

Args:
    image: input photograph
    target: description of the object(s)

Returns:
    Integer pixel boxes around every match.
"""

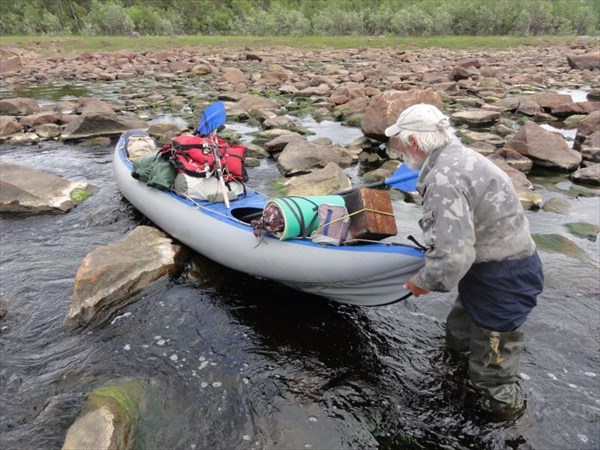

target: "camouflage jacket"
[414,140,536,292]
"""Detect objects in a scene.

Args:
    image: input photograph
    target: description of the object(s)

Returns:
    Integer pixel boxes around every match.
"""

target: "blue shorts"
[458,251,544,332]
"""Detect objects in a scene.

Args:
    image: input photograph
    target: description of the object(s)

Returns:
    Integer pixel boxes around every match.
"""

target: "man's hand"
[403,278,430,297]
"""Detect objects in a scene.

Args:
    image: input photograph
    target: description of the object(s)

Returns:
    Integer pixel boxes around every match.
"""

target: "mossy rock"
[87,379,145,423]
[563,222,599,242]
[70,188,92,203]
[541,197,571,215]
[532,233,588,259]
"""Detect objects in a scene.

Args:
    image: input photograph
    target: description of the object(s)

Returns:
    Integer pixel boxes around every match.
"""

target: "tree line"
[1,0,598,37]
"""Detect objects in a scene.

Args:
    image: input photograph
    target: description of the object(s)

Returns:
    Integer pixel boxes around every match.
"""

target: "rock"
[451,109,501,126]
[551,101,600,118]
[218,67,246,84]
[235,94,280,113]
[35,123,62,139]
[0,55,22,74]
[0,97,40,116]
[262,133,304,155]
[61,111,147,141]
[566,51,600,70]
[283,162,351,196]
[489,148,534,173]
[458,130,506,148]
[563,222,599,242]
[8,132,39,145]
[277,140,345,177]
[62,379,144,450]
[532,233,587,259]
[0,116,23,137]
[20,112,62,129]
[574,110,600,150]
[505,121,582,171]
[488,157,542,210]
[360,88,443,141]
[569,163,600,186]
[66,226,185,330]
[578,130,600,163]
[587,88,600,102]
[0,298,7,319]
[190,64,212,75]
[542,197,571,215]
[533,93,573,111]
[0,162,94,214]
[262,115,295,130]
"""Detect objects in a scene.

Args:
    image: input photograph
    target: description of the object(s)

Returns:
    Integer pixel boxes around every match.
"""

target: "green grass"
[0,35,580,58]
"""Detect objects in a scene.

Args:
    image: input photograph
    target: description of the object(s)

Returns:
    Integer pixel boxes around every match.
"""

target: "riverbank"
[0,35,587,57]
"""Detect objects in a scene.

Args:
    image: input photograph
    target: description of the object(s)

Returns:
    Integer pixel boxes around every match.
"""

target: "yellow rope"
[312,208,394,235]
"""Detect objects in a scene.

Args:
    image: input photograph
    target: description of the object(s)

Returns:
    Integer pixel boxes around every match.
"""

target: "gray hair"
[396,128,455,154]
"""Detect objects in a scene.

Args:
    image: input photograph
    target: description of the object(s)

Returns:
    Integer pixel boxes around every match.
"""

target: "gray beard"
[403,153,426,170]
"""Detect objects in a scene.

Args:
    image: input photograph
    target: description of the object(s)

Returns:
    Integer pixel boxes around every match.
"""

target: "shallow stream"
[1,108,599,450]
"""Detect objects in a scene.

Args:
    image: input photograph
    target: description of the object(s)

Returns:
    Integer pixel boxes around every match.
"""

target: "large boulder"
[0,97,40,116]
[61,111,147,141]
[62,379,144,450]
[0,55,22,74]
[283,161,352,196]
[566,51,600,70]
[451,109,501,126]
[235,94,280,113]
[276,140,347,177]
[488,157,542,210]
[569,163,600,186]
[0,116,23,138]
[65,226,185,331]
[0,162,95,214]
[574,110,600,150]
[504,121,582,171]
[360,88,443,141]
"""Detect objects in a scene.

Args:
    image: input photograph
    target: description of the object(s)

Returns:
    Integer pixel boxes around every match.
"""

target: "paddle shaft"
[209,134,230,208]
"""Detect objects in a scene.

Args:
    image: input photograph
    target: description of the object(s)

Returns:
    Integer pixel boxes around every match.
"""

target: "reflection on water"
[0,107,599,450]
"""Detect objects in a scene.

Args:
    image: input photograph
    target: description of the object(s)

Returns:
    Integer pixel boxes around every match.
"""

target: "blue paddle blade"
[384,163,420,192]
[197,101,226,135]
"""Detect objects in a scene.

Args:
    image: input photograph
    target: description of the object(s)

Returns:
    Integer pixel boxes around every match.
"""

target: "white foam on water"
[242,435,251,441]
[200,382,208,388]
[519,373,531,380]
[584,372,596,377]
[577,434,588,443]
[308,416,318,422]
[212,382,222,388]
[111,312,132,325]
[199,361,209,370]
[123,344,131,351]
[170,354,178,361]
[548,373,558,380]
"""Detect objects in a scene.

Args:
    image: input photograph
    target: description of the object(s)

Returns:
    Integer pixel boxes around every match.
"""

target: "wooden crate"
[344,188,397,240]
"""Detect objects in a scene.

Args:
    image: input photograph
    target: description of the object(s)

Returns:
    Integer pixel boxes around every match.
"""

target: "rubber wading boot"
[468,326,526,420]
[445,297,472,355]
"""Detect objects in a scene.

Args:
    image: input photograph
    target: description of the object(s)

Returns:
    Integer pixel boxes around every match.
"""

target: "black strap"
[367,291,413,307]
[407,235,427,252]
[279,197,306,238]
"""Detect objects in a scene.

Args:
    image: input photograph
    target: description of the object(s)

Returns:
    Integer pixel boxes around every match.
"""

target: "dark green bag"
[131,151,177,190]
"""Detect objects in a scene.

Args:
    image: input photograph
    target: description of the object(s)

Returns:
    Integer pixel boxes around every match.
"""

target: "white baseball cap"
[384,103,449,137]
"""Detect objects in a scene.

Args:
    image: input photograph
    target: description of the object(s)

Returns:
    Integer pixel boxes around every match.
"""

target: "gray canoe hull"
[113,144,425,306]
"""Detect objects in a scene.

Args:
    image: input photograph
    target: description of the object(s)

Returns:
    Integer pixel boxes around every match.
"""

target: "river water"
[1,115,599,450]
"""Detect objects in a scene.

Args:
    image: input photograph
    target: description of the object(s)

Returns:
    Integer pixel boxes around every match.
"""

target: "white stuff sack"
[311,204,350,245]
[173,173,244,203]
[126,136,157,159]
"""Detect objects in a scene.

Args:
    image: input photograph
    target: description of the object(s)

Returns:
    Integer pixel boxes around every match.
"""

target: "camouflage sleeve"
[413,183,476,292]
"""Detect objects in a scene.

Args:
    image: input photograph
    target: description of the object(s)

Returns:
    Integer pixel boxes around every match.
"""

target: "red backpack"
[162,134,248,182]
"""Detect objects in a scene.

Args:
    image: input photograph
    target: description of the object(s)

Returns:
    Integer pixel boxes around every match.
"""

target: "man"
[385,103,544,418]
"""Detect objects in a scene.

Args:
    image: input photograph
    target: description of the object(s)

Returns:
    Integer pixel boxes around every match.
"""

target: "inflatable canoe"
[113,131,425,306]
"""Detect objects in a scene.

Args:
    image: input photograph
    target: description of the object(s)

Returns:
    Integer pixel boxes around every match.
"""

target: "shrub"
[86,0,134,35]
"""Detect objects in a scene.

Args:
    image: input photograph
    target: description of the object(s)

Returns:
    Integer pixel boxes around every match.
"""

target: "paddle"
[337,163,420,196]
[197,101,232,208]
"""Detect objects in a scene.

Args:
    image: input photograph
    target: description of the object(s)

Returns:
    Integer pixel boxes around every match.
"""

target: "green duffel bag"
[131,151,177,190]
